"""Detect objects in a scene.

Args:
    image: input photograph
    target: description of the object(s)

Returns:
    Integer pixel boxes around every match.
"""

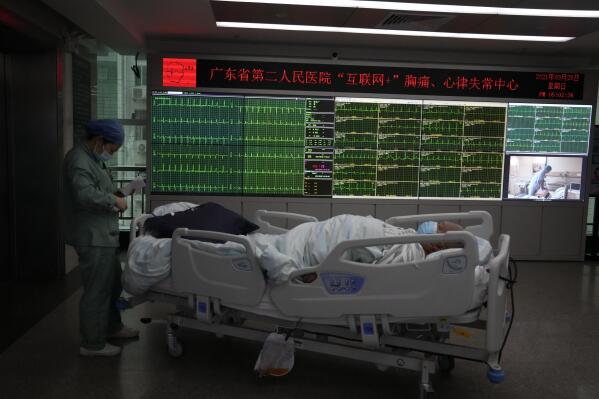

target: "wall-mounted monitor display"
[332,99,506,199]
[151,92,330,196]
[505,155,583,200]
[151,91,592,201]
[506,103,592,155]
[151,91,507,199]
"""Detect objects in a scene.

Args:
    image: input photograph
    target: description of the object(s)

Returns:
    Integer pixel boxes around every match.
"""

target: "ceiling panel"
[38,0,599,63]
[97,0,217,35]
[471,16,599,37]
[517,0,599,9]
[212,3,355,26]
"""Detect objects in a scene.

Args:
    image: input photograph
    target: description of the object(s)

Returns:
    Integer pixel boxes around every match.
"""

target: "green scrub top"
[63,143,120,247]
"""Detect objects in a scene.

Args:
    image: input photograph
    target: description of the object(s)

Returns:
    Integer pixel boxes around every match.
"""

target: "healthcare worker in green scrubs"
[64,119,138,356]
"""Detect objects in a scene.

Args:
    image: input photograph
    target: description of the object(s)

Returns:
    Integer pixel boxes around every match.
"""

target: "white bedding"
[124,214,492,308]
[252,215,425,283]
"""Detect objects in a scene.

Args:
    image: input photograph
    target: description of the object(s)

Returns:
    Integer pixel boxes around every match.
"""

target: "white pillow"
[152,202,197,216]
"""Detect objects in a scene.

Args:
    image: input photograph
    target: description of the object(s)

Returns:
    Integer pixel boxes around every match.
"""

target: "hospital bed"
[124,209,513,398]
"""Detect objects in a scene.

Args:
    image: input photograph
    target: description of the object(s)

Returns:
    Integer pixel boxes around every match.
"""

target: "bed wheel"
[168,340,183,357]
[438,355,455,374]
[166,323,183,357]
[419,383,435,399]
[376,364,390,372]
[486,367,505,384]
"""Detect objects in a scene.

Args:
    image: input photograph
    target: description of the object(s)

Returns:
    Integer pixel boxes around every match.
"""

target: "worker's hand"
[115,196,128,211]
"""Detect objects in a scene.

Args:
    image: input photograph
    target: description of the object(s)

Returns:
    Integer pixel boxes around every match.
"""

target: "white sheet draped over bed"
[251,214,425,283]
[123,214,491,307]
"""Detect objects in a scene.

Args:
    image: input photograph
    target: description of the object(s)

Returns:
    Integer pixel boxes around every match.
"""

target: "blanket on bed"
[124,214,424,292]
[251,214,425,283]
[123,214,491,301]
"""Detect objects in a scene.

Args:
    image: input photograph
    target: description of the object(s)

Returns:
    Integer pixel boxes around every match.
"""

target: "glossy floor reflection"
[0,261,598,399]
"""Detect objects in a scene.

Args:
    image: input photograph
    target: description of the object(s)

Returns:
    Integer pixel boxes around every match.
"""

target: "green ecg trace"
[418,105,505,198]
[151,92,508,199]
[506,104,591,154]
[152,94,306,195]
[152,94,245,194]
[332,101,506,198]
[334,101,425,197]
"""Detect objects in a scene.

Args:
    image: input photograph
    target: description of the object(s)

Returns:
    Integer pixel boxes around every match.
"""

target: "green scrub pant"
[75,246,123,350]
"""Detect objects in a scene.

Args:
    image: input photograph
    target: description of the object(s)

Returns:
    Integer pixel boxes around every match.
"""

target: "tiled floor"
[0,261,598,399]
[0,268,81,353]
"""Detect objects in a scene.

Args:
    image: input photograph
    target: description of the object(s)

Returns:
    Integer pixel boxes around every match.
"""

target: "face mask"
[99,150,112,162]
[417,221,437,234]
[93,141,112,162]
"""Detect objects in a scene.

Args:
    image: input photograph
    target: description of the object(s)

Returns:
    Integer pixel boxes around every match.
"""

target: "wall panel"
[332,203,376,217]
[501,205,542,257]
[375,204,418,222]
[541,205,584,257]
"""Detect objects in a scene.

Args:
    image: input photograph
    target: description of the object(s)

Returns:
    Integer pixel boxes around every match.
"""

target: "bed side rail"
[323,230,479,266]
[485,233,511,354]
[386,211,493,241]
[170,228,266,306]
[271,230,480,318]
[172,228,256,255]
[254,210,318,234]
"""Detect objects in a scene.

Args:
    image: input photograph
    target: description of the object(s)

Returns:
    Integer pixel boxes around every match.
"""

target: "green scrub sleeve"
[68,166,117,211]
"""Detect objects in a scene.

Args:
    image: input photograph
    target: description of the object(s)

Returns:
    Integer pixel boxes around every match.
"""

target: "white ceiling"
[40,0,599,67]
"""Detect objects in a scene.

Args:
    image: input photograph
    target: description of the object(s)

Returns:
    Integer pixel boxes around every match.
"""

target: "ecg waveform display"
[333,99,506,198]
[419,104,506,198]
[242,97,305,195]
[152,93,316,195]
[506,104,591,154]
[152,95,245,193]
[152,92,590,200]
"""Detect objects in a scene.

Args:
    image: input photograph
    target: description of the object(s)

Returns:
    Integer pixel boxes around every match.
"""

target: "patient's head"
[416,220,463,234]
[417,220,464,255]
[437,221,463,233]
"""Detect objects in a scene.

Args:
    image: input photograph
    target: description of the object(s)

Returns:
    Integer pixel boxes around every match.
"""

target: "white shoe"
[108,326,140,339]
[79,343,121,357]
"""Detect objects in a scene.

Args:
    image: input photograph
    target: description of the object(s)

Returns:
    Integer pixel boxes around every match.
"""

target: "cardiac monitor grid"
[334,102,505,198]
[151,93,510,198]
[151,95,245,193]
[151,94,306,195]
[242,98,305,195]
[506,104,591,154]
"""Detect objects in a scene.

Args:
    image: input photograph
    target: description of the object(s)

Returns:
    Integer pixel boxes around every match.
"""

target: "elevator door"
[0,51,10,281]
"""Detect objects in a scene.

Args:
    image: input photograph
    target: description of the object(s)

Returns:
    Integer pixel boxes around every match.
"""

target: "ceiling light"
[216,22,575,42]
[211,0,599,18]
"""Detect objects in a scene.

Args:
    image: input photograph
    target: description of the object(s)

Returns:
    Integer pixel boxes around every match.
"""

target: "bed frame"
[126,210,512,398]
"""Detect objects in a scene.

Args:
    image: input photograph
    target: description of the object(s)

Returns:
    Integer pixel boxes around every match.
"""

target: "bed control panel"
[321,272,365,295]
[232,259,253,272]
[442,256,467,274]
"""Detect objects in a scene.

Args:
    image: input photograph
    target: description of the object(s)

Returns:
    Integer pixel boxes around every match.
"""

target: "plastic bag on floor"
[254,332,295,377]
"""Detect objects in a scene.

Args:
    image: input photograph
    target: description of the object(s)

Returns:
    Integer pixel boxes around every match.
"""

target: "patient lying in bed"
[125,209,491,297]
[252,214,424,283]
[255,215,490,288]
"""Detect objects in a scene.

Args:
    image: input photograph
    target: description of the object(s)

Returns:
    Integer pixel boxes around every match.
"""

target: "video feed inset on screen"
[505,155,583,201]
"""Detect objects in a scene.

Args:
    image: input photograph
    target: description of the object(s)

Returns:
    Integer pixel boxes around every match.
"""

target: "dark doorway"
[0,49,8,281]
[0,20,63,281]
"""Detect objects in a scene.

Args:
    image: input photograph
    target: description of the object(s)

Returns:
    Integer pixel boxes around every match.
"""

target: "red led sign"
[182,59,584,100]
[162,58,197,88]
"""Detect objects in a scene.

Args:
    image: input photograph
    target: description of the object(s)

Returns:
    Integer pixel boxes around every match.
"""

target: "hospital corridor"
[2,1,599,398]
